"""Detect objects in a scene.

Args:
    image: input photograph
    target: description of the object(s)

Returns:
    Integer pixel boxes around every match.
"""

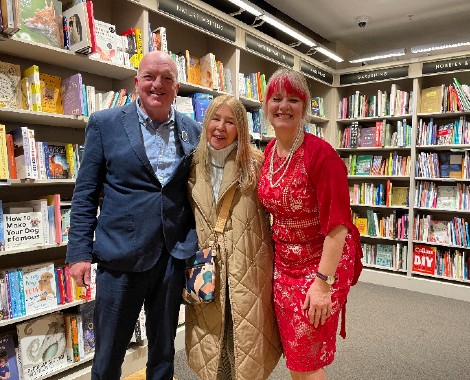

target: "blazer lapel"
[121,102,158,179]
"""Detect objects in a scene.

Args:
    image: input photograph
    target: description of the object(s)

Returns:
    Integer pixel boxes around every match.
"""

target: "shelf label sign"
[246,34,294,68]
[422,57,470,74]
[412,244,436,275]
[340,66,408,85]
[300,60,333,85]
[158,0,236,42]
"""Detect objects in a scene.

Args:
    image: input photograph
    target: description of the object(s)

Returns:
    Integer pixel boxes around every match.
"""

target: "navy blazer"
[66,102,201,272]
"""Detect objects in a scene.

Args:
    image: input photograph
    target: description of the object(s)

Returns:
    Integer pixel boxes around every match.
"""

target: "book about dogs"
[22,262,57,315]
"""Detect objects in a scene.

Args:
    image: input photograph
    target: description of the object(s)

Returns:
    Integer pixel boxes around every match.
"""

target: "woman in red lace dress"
[258,68,362,380]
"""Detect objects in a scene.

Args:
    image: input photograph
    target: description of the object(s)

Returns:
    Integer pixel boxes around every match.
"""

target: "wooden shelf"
[0,242,67,258]
[0,108,87,128]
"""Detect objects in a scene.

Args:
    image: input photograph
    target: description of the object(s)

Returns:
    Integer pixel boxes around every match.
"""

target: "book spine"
[0,274,10,320]
[5,133,17,179]
[71,315,80,362]
[8,269,19,318]
[134,28,143,68]
[86,1,97,53]
[65,144,76,179]
[27,66,42,112]
[63,16,70,50]
[0,124,9,179]
[16,269,26,317]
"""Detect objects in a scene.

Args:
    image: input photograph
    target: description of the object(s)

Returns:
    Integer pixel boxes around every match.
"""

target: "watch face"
[326,276,335,285]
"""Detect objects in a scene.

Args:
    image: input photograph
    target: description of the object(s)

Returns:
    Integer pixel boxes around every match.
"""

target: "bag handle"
[214,184,236,234]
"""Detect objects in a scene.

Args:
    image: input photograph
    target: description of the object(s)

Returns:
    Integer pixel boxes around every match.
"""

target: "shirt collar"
[136,97,175,130]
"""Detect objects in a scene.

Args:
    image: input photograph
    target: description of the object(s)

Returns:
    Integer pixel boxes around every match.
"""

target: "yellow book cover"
[355,217,368,235]
[23,65,42,112]
[0,124,9,180]
[391,187,409,206]
[135,28,143,67]
[40,73,63,114]
[420,85,443,113]
[65,143,76,179]
[185,50,201,85]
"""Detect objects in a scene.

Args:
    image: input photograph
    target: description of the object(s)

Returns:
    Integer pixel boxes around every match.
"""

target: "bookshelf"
[1,0,470,378]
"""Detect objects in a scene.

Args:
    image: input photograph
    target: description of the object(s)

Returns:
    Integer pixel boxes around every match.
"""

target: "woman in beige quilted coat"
[186,95,282,379]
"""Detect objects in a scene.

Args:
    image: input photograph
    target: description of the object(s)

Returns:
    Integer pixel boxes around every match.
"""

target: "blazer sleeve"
[66,113,107,263]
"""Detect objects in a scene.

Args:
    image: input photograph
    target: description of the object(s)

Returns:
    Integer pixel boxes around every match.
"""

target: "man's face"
[134,53,179,122]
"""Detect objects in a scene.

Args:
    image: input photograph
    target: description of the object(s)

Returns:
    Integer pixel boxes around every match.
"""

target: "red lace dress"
[258,137,355,372]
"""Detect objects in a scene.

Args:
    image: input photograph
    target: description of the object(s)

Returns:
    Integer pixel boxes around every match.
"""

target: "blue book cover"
[16,269,26,317]
[7,270,19,319]
[192,93,213,123]
[0,332,20,380]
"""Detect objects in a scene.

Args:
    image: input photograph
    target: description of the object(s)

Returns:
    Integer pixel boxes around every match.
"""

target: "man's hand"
[69,261,92,287]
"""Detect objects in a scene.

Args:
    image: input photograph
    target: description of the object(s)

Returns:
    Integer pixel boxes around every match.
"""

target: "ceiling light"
[411,41,470,53]
[260,15,316,47]
[315,46,343,62]
[349,48,405,63]
[227,0,262,17]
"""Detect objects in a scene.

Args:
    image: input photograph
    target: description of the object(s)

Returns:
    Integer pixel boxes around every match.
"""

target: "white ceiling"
[264,0,470,66]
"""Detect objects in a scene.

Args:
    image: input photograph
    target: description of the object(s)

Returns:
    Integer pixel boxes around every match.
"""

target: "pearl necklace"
[268,128,303,188]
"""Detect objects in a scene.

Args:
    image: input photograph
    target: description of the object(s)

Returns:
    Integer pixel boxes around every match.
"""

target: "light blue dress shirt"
[136,99,183,185]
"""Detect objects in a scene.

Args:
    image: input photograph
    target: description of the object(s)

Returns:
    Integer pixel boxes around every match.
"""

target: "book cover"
[47,144,69,179]
[14,0,64,48]
[63,2,92,54]
[200,52,215,89]
[9,127,32,179]
[151,26,167,53]
[436,185,456,209]
[412,244,437,275]
[355,155,372,175]
[0,332,20,380]
[5,133,17,180]
[22,65,42,112]
[185,50,201,85]
[39,73,63,114]
[391,187,409,206]
[3,212,44,251]
[61,73,84,116]
[0,60,21,109]
[0,270,10,319]
[355,217,368,235]
[192,92,213,123]
[22,262,57,315]
[60,208,71,243]
[89,19,120,64]
[375,244,394,268]
[429,220,449,244]
[76,301,95,356]
[0,124,9,180]
[420,86,443,113]
[17,313,67,380]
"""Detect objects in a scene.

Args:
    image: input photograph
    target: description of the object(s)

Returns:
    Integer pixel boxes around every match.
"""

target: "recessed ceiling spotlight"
[356,16,369,28]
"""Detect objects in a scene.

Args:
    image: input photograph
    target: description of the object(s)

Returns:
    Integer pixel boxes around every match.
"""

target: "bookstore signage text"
[300,61,333,85]
[158,0,236,42]
[246,34,294,68]
[340,66,408,85]
[422,57,470,75]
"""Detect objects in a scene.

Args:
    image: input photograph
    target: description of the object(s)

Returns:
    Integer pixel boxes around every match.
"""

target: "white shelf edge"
[0,242,67,257]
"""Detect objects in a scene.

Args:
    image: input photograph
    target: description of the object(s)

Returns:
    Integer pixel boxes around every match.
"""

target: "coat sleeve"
[66,113,107,264]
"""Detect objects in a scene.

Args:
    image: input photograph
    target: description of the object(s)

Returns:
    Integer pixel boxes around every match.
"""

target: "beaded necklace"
[268,127,303,187]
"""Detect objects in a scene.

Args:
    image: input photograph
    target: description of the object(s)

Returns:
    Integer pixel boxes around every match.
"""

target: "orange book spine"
[5,133,17,179]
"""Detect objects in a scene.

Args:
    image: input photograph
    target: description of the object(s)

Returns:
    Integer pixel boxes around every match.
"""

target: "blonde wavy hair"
[262,67,311,126]
[193,95,264,191]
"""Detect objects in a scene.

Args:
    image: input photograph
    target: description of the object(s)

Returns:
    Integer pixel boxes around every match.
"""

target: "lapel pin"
[181,130,188,142]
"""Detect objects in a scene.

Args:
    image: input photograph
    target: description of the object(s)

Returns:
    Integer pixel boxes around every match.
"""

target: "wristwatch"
[316,271,336,285]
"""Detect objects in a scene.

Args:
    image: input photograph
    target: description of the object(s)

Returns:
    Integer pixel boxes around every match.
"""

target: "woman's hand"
[302,279,332,327]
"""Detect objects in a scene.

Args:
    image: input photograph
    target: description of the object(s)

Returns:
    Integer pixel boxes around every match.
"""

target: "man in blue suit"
[66,51,201,380]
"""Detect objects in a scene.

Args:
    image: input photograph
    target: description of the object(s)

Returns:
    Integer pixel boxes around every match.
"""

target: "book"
[355,155,372,175]
[412,244,437,275]
[61,73,84,116]
[22,65,42,112]
[436,185,456,209]
[60,208,71,242]
[3,212,44,251]
[17,313,68,380]
[22,262,57,315]
[151,26,167,53]
[0,332,20,379]
[185,50,201,85]
[63,1,92,54]
[47,144,69,179]
[420,86,443,113]
[0,60,21,109]
[200,52,218,90]
[39,73,63,114]
[0,124,9,180]
[76,301,95,356]
[89,19,121,64]
[391,187,409,206]
[14,0,64,48]
[375,244,394,268]
[5,133,17,179]
[429,220,449,244]
[355,217,368,235]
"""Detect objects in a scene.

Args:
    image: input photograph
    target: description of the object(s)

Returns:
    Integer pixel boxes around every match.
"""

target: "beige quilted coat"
[185,151,282,380]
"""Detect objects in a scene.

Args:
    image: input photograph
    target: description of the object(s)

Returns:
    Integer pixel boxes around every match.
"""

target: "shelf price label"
[412,244,436,275]
[158,0,236,42]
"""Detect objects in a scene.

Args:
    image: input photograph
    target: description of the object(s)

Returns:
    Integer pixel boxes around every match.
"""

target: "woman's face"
[206,104,238,150]
[267,91,304,132]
